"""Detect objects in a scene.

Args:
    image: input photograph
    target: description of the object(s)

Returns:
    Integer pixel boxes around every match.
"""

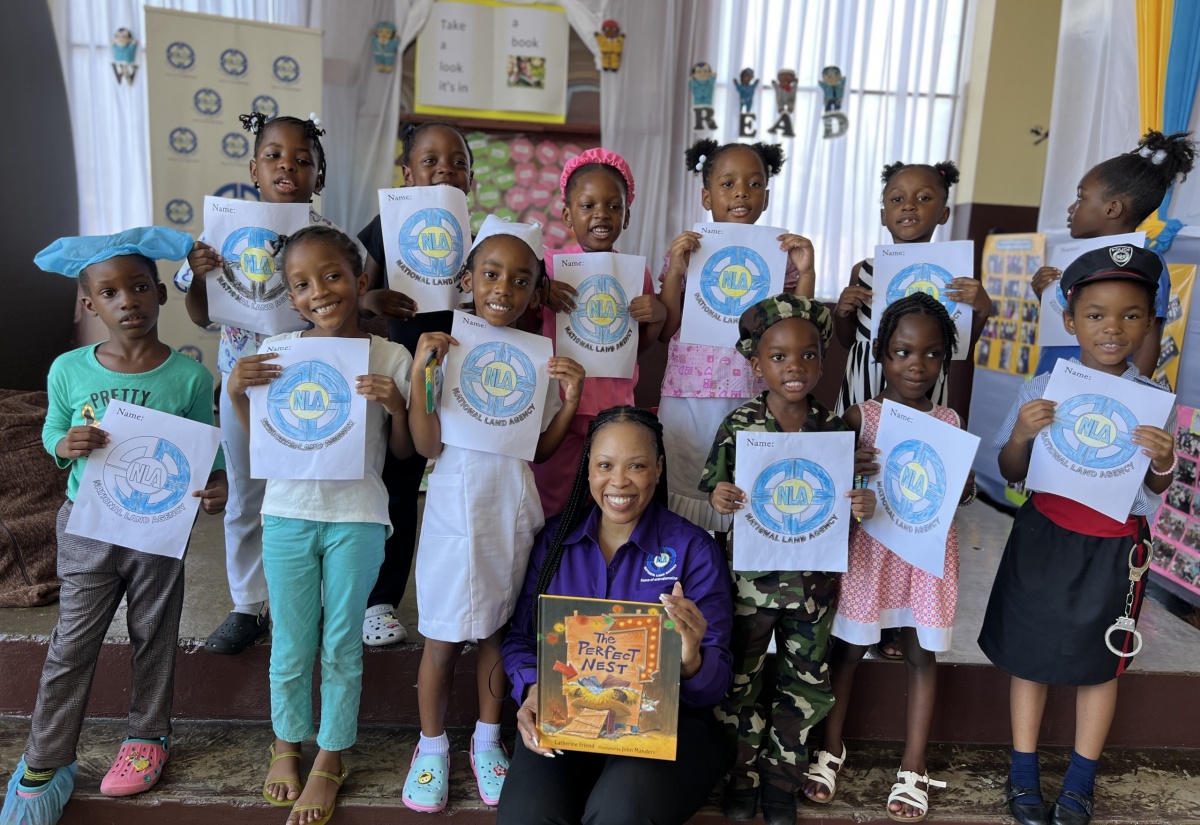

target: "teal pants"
[262,516,385,751]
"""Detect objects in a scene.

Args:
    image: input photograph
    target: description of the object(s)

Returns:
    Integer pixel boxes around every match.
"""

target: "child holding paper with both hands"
[700,294,876,825]
[980,246,1176,825]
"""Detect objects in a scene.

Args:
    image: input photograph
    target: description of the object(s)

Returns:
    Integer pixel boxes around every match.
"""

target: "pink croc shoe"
[100,737,169,797]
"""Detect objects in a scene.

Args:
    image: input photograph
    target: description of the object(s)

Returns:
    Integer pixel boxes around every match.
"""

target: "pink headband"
[559,148,636,206]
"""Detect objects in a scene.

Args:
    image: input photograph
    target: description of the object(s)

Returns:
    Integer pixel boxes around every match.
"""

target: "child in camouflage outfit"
[701,294,877,825]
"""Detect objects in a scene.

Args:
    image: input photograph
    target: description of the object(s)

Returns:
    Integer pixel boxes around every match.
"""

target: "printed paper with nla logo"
[248,336,369,480]
[440,310,555,461]
[732,431,855,573]
[1038,232,1147,349]
[380,185,471,314]
[66,401,221,559]
[679,223,787,347]
[1027,359,1176,521]
[869,240,974,360]
[863,400,980,578]
[203,197,311,336]
[553,252,645,378]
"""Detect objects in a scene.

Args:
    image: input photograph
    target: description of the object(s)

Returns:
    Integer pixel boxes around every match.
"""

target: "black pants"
[496,711,728,825]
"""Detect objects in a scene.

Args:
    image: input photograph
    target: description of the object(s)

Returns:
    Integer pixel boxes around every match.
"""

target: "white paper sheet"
[679,223,788,347]
[1038,232,1147,348]
[440,310,554,461]
[732,431,855,573]
[66,401,221,559]
[1026,359,1176,521]
[553,252,644,378]
[869,240,975,360]
[248,336,370,480]
[379,185,471,314]
[203,197,311,335]
[862,400,980,578]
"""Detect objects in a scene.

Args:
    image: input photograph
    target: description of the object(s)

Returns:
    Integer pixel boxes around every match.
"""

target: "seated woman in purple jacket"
[498,406,734,825]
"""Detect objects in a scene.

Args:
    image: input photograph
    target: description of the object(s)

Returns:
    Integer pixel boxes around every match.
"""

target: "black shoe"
[1050,791,1093,825]
[204,611,269,655]
[1006,779,1050,825]
[720,787,757,822]
[760,784,797,825]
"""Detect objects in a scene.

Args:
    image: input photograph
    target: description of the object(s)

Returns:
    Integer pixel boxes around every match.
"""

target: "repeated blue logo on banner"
[169,127,198,155]
[1049,394,1139,469]
[252,94,279,119]
[193,88,222,116]
[699,246,771,318]
[750,458,837,535]
[220,48,248,76]
[460,342,538,418]
[165,41,195,71]
[103,437,191,516]
[267,360,353,443]
[165,199,194,225]
[273,55,300,83]
[222,133,250,160]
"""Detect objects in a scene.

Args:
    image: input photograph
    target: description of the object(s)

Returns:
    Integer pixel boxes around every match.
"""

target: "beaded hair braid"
[872,292,958,376]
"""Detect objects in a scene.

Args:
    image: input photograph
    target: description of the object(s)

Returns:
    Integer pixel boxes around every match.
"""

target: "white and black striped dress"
[835,259,948,416]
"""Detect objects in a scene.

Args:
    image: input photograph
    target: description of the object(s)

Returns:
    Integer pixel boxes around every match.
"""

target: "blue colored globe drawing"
[220,226,285,302]
[460,342,537,418]
[884,263,959,315]
[699,246,771,318]
[104,437,191,516]
[1049,393,1138,470]
[267,360,353,442]
[750,458,837,535]
[570,274,630,346]
[883,439,947,525]
[398,208,465,282]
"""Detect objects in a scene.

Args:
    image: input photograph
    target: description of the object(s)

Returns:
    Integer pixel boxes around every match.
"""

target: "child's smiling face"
[403,125,473,194]
[250,121,321,203]
[880,167,949,243]
[751,317,823,402]
[1063,279,1154,374]
[702,145,769,224]
[461,235,541,327]
[284,238,368,336]
[563,167,628,252]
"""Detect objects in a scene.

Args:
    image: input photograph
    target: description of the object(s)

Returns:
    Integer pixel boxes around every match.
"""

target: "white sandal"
[803,745,846,804]
[363,604,407,646]
[886,768,946,822]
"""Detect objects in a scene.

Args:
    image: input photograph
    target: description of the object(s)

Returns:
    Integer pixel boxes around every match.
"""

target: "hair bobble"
[308,112,321,127]
[238,112,265,135]
[1139,145,1153,159]
[694,153,707,172]
[1152,149,1168,165]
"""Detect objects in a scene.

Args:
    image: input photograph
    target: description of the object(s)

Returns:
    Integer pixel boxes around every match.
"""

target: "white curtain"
[601,0,966,300]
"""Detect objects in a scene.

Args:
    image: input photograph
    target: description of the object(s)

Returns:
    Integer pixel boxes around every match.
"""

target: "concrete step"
[1,718,1198,824]
[1,636,1198,749]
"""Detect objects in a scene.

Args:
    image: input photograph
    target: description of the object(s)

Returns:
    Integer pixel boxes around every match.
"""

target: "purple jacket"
[502,501,734,709]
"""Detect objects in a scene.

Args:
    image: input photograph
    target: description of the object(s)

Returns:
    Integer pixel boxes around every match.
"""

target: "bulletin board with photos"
[1151,404,1200,604]
[975,233,1045,378]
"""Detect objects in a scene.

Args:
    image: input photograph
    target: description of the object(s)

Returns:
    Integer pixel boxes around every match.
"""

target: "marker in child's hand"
[424,350,437,414]
[849,477,868,522]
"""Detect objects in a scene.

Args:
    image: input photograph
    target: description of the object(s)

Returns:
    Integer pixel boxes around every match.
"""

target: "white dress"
[415,382,562,643]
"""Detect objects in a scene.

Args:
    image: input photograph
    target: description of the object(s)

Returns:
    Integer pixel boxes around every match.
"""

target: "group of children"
[1,108,1192,825]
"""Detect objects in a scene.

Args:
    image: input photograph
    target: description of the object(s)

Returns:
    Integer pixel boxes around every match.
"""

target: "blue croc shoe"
[402,751,448,813]
[1,758,77,825]
[470,742,509,806]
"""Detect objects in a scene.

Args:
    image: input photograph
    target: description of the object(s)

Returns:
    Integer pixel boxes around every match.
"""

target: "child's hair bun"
[1135,129,1196,182]
[685,139,719,175]
[933,161,960,187]
[880,160,959,196]
[753,142,786,178]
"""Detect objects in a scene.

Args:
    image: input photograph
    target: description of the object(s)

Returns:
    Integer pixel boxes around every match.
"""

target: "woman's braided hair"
[531,406,668,630]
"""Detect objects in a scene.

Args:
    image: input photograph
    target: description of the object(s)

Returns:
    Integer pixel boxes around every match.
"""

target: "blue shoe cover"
[1,758,76,825]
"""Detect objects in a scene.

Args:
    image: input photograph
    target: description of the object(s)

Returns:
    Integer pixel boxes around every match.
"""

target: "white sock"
[419,732,449,757]
[232,601,265,616]
[473,720,501,752]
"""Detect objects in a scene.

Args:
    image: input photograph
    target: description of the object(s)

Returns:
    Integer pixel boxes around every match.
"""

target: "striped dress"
[835,259,948,415]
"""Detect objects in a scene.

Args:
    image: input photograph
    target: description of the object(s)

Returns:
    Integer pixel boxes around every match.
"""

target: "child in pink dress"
[532,148,666,517]
[804,293,975,823]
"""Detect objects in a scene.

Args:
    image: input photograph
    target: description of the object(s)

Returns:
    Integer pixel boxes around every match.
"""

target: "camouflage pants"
[715,570,837,793]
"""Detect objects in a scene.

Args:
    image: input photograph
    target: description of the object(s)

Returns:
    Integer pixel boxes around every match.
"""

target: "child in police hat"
[700,293,877,825]
[3,228,227,825]
[980,244,1177,825]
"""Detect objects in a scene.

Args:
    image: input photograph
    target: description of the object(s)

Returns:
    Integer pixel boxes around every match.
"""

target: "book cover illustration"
[536,594,682,760]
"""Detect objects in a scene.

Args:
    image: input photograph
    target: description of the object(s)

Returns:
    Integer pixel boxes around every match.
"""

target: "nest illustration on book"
[537,595,682,760]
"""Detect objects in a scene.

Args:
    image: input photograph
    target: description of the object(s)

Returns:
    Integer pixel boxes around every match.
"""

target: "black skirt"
[978,500,1148,686]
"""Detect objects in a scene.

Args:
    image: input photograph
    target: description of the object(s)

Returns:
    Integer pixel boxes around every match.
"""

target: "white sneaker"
[363,604,407,646]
